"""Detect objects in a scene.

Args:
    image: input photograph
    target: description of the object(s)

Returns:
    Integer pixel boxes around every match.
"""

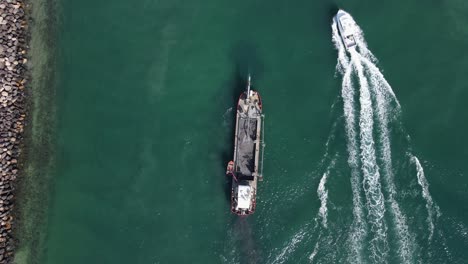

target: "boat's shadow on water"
[219,72,263,264]
[327,4,339,21]
[220,67,245,204]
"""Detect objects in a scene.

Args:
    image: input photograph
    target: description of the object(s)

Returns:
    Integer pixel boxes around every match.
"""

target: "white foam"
[271,226,307,264]
[354,25,378,64]
[352,50,389,262]
[341,66,368,263]
[331,10,452,263]
[333,20,367,263]
[332,21,350,74]
[410,156,439,241]
[317,172,329,228]
[333,13,426,262]
[317,157,337,229]
[361,57,401,108]
[308,240,319,262]
[363,60,414,263]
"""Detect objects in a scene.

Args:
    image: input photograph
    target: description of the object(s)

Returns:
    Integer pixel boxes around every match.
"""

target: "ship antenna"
[247,75,251,96]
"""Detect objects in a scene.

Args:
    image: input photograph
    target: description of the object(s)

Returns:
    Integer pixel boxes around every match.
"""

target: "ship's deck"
[231,89,263,214]
[234,91,262,180]
[236,117,257,178]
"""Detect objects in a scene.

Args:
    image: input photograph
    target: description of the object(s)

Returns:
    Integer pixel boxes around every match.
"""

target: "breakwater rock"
[0,0,28,262]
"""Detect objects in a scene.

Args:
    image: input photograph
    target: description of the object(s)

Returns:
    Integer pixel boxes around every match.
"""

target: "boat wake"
[271,225,309,264]
[410,155,441,241]
[327,11,441,263]
[317,157,335,229]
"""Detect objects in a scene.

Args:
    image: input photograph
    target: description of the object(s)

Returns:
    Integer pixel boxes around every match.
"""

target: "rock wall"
[0,0,28,263]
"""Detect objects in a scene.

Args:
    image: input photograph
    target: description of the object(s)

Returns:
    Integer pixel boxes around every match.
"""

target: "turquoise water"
[18,0,468,263]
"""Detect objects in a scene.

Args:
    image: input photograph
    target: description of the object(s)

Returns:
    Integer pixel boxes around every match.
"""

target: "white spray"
[332,12,417,263]
[410,155,440,241]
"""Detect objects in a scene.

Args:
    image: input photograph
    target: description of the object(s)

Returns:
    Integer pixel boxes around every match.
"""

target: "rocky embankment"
[0,0,28,262]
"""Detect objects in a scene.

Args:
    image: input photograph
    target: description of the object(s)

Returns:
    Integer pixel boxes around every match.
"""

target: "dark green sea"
[14,0,468,263]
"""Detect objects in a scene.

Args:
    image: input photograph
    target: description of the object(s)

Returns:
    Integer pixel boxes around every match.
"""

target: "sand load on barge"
[226,76,264,216]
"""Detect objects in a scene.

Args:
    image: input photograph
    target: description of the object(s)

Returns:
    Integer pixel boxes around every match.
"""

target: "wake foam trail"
[332,21,350,75]
[308,237,320,262]
[352,50,389,262]
[334,10,425,261]
[317,157,337,229]
[317,170,330,229]
[332,21,368,263]
[331,10,449,264]
[360,58,400,108]
[353,25,378,64]
[346,16,400,108]
[341,65,367,263]
[410,155,440,241]
[271,225,308,264]
[364,61,414,262]
[333,20,368,263]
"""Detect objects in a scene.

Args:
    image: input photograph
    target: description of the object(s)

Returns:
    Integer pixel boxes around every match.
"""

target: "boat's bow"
[229,76,263,216]
[335,10,357,51]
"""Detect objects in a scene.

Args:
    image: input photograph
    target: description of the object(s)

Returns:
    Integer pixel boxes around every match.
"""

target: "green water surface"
[16,0,468,263]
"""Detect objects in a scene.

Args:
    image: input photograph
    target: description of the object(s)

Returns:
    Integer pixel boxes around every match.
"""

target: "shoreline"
[1,0,57,263]
[0,0,29,262]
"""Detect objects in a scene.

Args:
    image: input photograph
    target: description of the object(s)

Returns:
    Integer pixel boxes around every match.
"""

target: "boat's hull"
[228,89,263,216]
[335,10,357,51]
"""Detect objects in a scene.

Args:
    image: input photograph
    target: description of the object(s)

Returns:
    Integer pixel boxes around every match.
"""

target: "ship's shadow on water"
[327,4,339,22]
[220,67,245,204]
[323,3,340,61]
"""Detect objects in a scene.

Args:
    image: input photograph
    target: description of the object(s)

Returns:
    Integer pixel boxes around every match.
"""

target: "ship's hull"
[228,89,263,216]
[335,10,357,51]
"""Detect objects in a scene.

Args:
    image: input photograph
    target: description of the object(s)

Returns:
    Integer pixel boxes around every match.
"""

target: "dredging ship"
[334,9,357,51]
[226,76,265,216]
